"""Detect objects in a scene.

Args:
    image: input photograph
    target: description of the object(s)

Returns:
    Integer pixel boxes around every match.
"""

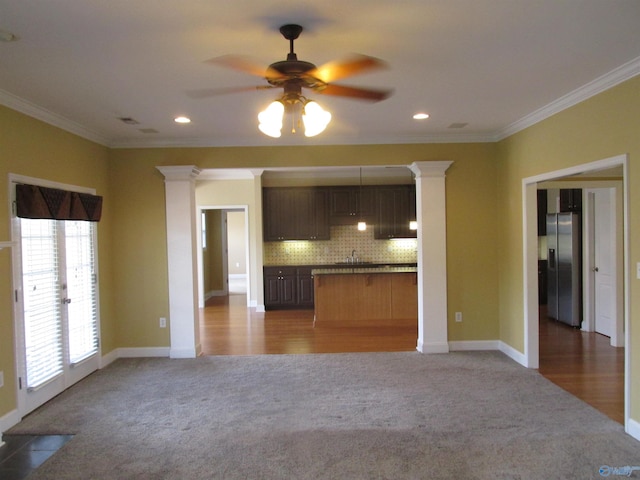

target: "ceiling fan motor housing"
[279,24,303,41]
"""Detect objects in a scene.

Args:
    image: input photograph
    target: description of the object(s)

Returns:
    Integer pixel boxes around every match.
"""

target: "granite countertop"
[265,262,417,269]
[312,266,418,275]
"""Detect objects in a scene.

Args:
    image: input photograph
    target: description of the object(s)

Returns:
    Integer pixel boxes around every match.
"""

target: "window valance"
[16,184,102,222]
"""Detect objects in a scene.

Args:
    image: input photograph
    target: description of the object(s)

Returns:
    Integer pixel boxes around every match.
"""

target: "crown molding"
[107,132,496,149]
[496,55,640,141]
[0,88,110,146]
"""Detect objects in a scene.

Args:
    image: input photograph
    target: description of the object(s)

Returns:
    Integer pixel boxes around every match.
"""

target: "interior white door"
[593,188,616,339]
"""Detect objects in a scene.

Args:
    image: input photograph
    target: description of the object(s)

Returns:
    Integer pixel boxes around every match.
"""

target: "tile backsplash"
[264,225,418,266]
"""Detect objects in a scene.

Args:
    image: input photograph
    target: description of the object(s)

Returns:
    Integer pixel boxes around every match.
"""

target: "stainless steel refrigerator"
[546,213,582,327]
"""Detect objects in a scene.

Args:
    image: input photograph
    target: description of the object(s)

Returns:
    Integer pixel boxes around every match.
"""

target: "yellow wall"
[496,75,640,418]
[205,209,224,292]
[111,144,500,342]
[227,211,247,275]
[0,106,112,418]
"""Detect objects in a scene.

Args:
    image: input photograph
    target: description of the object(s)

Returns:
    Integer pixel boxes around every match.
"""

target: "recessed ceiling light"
[413,113,429,120]
[0,30,17,42]
[174,116,191,124]
[118,117,140,125]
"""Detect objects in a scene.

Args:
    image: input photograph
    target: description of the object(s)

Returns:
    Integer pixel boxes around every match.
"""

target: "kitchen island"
[312,266,418,328]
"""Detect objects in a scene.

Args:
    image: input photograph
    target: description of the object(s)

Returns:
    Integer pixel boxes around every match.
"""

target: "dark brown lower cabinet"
[296,268,314,308]
[264,267,314,310]
[264,267,297,309]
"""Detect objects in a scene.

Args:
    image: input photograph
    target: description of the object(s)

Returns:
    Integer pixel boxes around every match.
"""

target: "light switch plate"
[0,371,4,388]
[637,262,640,280]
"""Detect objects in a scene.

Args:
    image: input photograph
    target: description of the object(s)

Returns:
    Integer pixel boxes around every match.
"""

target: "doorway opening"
[198,207,250,307]
[524,154,628,428]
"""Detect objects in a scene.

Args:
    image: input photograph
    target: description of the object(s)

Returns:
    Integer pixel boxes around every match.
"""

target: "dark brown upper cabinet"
[328,186,376,226]
[374,185,417,239]
[559,188,582,212]
[263,187,330,241]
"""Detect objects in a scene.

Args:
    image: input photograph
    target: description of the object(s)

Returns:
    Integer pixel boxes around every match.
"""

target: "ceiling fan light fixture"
[258,100,285,138]
[302,100,331,137]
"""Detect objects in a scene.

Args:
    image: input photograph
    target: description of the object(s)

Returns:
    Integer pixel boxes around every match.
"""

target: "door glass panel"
[65,221,99,364]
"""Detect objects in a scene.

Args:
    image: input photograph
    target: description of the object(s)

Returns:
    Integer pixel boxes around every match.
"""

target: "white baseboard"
[626,418,640,441]
[228,273,246,280]
[169,347,198,359]
[0,408,21,436]
[118,347,170,358]
[498,341,527,367]
[101,348,119,368]
[255,303,265,312]
[416,340,450,354]
[449,340,500,351]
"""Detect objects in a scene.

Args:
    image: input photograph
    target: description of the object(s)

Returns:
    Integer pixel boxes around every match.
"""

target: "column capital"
[409,161,453,178]
[156,165,201,181]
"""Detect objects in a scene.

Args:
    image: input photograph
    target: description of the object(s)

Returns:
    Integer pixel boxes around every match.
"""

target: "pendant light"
[357,167,366,231]
[409,169,417,230]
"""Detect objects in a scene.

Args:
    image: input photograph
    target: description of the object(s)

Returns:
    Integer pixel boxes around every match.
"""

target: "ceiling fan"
[189,24,392,102]
[188,24,392,137]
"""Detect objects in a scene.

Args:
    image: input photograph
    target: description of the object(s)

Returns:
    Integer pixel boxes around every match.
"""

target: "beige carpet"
[9,351,640,479]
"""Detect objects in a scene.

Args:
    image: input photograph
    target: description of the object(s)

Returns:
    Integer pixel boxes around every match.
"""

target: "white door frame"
[522,154,629,430]
[197,205,251,307]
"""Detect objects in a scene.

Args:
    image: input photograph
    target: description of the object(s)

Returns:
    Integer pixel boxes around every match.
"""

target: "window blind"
[20,219,64,390]
[66,221,99,364]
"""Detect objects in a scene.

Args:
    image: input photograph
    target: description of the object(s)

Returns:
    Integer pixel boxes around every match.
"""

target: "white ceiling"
[1,1,639,148]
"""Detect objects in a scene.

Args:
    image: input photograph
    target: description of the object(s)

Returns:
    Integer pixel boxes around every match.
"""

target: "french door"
[14,217,100,415]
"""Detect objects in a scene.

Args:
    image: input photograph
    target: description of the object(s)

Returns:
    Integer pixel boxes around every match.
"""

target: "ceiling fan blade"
[310,54,388,83]
[205,55,284,81]
[316,84,392,102]
[186,85,276,99]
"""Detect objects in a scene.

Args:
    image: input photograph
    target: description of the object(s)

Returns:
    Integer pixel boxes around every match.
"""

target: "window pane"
[20,219,64,389]
[65,221,99,364]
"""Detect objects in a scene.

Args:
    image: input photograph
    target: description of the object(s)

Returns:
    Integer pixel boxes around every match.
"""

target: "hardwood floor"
[538,309,624,424]
[200,294,416,355]
[200,294,625,424]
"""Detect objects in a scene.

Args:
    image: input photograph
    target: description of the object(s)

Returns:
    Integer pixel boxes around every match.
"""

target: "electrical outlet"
[637,262,640,280]
[455,312,463,323]
[0,371,4,388]
[159,317,167,328]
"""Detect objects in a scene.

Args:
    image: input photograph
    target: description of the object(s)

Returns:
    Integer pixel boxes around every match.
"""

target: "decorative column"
[410,161,453,353]
[157,165,201,358]
[249,169,266,311]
